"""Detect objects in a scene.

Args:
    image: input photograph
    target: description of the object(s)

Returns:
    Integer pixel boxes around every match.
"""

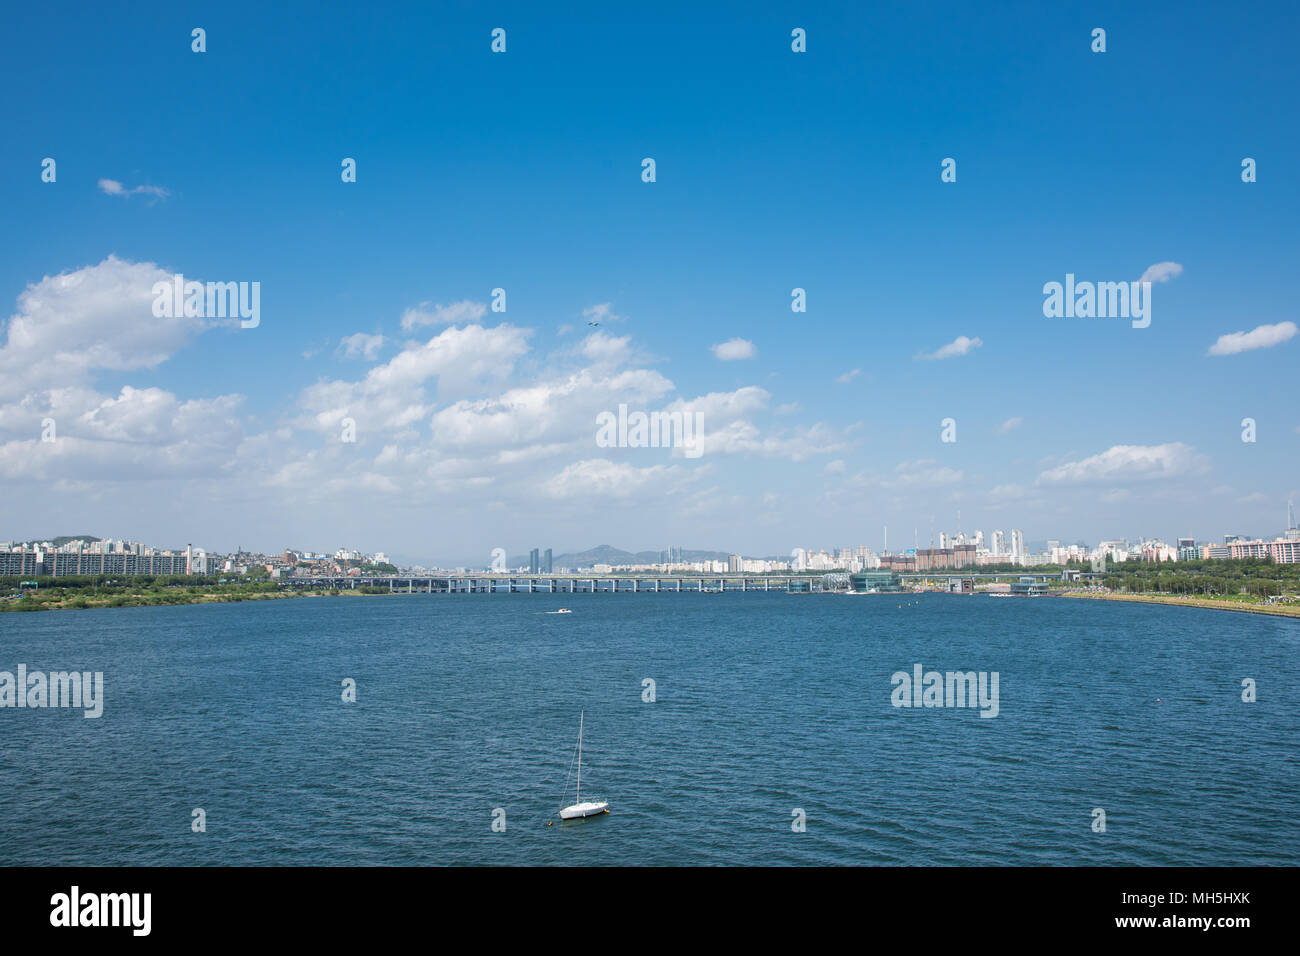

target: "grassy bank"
[0,584,402,612]
[1060,590,1300,619]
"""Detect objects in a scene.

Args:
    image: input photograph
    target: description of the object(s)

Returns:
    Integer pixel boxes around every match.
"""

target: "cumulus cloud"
[297,323,531,437]
[917,335,982,361]
[0,257,249,480]
[1037,443,1208,485]
[711,337,757,361]
[1207,321,1297,356]
[997,417,1024,434]
[400,299,487,330]
[336,333,385,360]
[1139,261,1183,284]
[581,330,634,366]
[0,259,905,541]
[0,256,211,401]
[834,369,860,384]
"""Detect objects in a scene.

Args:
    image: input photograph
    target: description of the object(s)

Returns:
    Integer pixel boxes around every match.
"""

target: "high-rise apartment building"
[1010,530,1025,561]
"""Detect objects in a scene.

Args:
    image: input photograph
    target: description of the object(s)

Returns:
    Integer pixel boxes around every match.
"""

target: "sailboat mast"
[576,710,584,802]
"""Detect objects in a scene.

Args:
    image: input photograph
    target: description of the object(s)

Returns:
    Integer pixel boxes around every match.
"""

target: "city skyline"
[7,501,1299,572]
[3,2,1297,560]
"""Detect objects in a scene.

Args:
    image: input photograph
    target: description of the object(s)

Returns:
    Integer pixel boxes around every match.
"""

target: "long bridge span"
[279,570,1078,594]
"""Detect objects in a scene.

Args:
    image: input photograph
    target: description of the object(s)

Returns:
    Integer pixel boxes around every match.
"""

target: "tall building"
[728,553,743,572]
[529,548,539,573]
[543,548,553,573]
[1010,530,1025,562]
[991,530,1006,557]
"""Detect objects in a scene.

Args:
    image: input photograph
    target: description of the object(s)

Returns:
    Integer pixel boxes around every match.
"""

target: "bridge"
[283,574,839,593]
[277,569,1090,594]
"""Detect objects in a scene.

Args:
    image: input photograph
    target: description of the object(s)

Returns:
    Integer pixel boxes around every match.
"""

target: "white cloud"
[336,333,386,360]
[917,335,982,361]
[582,303,625,325]
[543,459,683,499]
[1207,321,1297,356]
[98,178,170,201]
[0,256,211,402]
[581,330,634,366]
[834,369,861,384]
[711,337,757,361]
[1037,443,1208,485]
[297,323,531,437]
[400,299,487,330]
[1139,261,1183,284]
[997,417,1024,434]
[883,459,964,488]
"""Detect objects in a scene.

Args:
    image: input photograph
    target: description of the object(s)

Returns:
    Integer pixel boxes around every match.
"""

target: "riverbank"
[0,589,401,612]
[1060,590,1300,619]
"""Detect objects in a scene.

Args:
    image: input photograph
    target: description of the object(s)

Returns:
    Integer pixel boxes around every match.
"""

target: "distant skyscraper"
[529,548,539,573]
[728,554,742,572]
[1010,530,1025,561]
[991,530,1006,557]
[543,548,553,573]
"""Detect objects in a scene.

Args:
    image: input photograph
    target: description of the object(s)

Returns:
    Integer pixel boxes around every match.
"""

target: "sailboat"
[559,710,609,819]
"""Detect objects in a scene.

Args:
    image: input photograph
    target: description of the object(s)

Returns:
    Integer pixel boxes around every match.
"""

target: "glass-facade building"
[849,570,904,593]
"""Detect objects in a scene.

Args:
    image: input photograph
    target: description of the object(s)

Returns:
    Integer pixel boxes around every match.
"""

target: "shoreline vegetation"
[1059,590,1300,619]
[0,577,399,612]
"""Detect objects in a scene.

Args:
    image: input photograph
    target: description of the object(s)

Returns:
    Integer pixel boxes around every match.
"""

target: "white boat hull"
[559,801,608,819]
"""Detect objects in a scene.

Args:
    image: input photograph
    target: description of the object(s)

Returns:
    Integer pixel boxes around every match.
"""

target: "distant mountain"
[15,535,102,548]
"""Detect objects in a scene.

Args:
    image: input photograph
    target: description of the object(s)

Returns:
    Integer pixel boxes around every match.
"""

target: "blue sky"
[2,1,1297,563]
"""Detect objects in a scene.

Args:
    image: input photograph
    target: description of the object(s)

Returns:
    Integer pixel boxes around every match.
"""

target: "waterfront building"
[1011,577,1049,596]
[849,570,904,593]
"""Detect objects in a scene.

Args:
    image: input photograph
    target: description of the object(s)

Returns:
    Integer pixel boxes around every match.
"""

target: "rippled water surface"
[1,592,1297,865]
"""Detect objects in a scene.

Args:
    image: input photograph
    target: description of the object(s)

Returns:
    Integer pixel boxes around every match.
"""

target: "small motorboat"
[554,608,572,614]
